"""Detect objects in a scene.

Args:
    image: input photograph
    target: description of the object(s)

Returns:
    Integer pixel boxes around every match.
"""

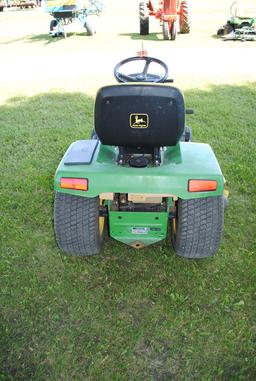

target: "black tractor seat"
[94,83,185,166]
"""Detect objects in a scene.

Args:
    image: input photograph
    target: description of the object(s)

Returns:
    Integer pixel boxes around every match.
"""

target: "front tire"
[171,196,224,258]
[139,2,149,35]
[54,193,104,256]
[170,20,177,40]
[162,21,170,40]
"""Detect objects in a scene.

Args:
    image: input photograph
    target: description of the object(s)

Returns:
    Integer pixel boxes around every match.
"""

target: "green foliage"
[1,84,256,380]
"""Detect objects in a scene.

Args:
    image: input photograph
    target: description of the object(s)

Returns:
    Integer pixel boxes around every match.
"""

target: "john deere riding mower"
[54,53,226,259]
[217,1,256,41]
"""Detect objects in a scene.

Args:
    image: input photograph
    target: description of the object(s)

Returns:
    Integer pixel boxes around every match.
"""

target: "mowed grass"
[1,85,256,381]
[1,1,256,380]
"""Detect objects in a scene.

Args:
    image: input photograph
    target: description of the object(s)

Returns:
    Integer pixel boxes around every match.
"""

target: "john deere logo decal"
[130,113,149,129]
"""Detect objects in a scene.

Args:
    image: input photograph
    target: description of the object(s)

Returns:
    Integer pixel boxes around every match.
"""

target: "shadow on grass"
[25,31,89,44]
[1,32,90,45]
[0,36,27,45]
[211,33,220,40]
[119,32,163,41]
[0,34,56,45]
[0,85,256,380]
[26,33,56,44]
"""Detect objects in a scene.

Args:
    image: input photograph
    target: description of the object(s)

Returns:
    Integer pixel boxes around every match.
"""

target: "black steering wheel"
[114,56,169,83]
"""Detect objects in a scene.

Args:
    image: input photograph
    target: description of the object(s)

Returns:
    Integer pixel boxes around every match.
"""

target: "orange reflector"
[188,180,217,192]
[60,178,88,191]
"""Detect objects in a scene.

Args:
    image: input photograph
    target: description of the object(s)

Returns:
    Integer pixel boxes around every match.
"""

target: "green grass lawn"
[1,1,256,380]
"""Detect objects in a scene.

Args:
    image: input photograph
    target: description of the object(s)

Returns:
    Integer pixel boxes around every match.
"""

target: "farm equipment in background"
[0,0,36,11]
[46,0,104,38]
[217,1,256,41]
[139,0,191,40]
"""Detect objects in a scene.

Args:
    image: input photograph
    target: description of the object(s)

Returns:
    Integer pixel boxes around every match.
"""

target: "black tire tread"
[50,19,57,31]
[179,0,191,34]
[172,196,224,258]
[54,193,101,256]
[139,2,149,35]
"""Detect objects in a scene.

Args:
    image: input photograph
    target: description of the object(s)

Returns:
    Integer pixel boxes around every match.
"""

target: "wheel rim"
[99,200,105,238]
[99,216,104,237]
[171,203,178,244]
[172,218,177,235]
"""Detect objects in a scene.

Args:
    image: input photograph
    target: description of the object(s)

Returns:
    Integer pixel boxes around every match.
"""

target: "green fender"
[54,140,225,200]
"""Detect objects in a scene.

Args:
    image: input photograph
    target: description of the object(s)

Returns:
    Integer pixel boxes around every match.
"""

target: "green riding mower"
[217,1,256,41]
[54,53,226,259]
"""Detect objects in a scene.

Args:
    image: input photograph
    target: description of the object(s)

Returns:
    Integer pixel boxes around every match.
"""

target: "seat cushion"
[94,84,185,147]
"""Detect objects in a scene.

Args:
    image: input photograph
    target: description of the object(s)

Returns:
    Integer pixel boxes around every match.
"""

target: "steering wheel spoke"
[142,58,151,77]
[119,73,136,82]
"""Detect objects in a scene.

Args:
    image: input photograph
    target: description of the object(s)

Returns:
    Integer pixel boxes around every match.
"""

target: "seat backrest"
[94,84,185,147]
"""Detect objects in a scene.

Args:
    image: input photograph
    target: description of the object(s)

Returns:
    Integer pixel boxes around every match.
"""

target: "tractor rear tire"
[163,21,170,40]
[179,0,191,34]
[171,196,224,258]
[54,193,104,256]
[139,2,149,35]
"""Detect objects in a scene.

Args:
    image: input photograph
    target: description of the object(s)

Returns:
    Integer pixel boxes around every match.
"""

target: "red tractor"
[139,0,191,40]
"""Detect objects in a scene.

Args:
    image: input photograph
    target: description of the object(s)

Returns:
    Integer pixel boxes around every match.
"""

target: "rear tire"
[171,196,224,258]
[139,2,149,35]
[179,0,191,34]
[54,193,104,256]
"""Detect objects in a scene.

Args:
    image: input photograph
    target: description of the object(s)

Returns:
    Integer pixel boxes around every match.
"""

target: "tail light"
[60,178,88,191]
[188,180,217,192]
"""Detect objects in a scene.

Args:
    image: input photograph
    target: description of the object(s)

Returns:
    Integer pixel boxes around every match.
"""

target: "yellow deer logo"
[130,113,149,129]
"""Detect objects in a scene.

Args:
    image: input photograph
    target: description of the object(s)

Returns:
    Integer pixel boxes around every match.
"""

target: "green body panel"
[54,140,225,200]
[109,211,169,247]
[230,16,256,27]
